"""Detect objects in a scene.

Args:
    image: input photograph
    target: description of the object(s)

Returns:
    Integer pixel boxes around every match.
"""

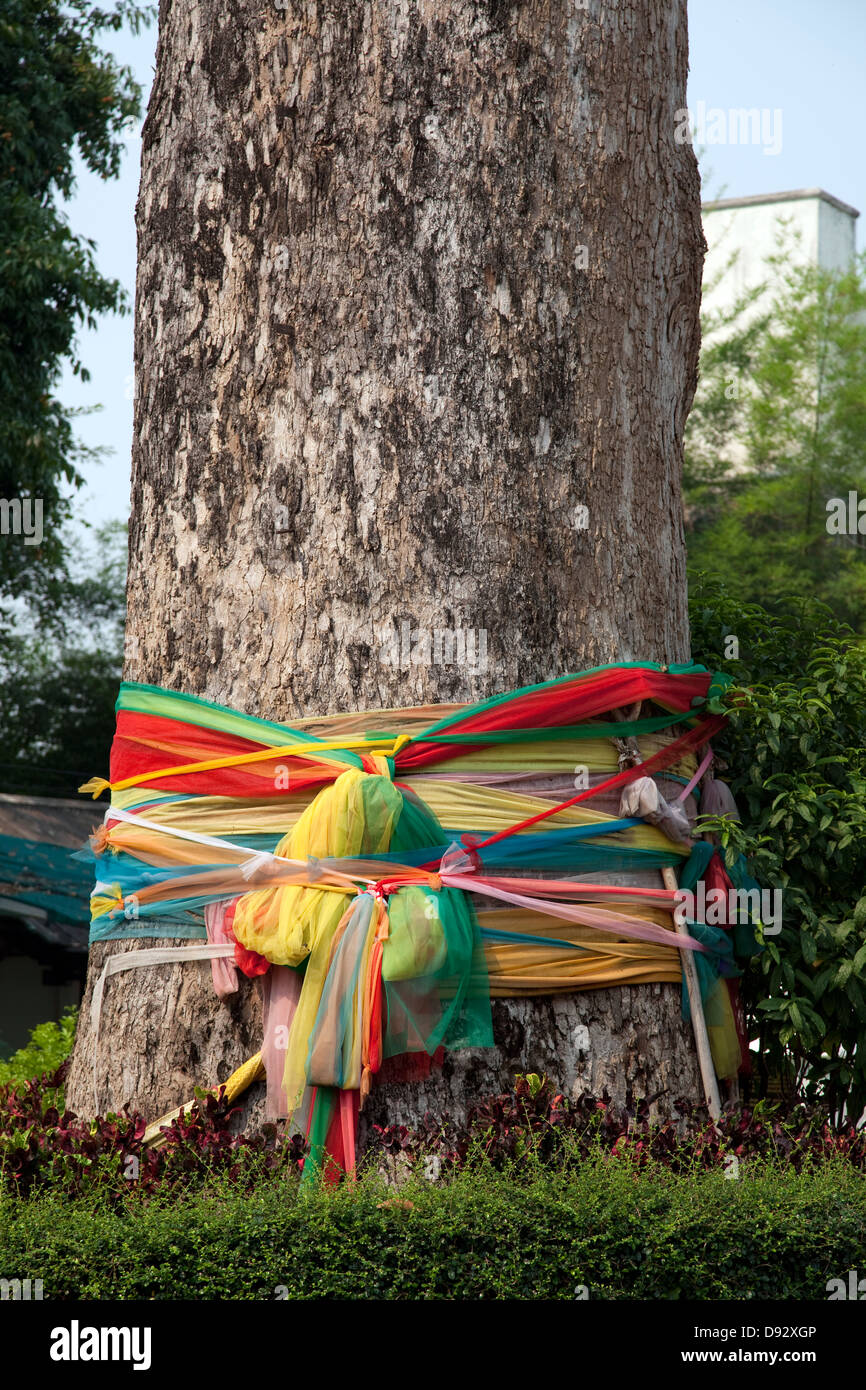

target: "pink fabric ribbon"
[204,900,240,997]
[261,966,303,1117]
[440,872,710,953]
[676,745,714,803]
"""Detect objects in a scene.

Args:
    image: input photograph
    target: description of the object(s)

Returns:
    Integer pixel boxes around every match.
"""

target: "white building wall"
[701,189,858,324]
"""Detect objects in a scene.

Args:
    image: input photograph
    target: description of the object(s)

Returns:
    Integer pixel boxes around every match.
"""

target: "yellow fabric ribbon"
[79,733,414,798]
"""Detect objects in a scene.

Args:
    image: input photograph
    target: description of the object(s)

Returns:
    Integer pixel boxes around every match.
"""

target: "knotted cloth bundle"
[80,661,757,1178]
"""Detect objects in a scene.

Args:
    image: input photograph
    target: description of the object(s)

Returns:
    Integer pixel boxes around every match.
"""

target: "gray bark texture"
[67,0,706,1128]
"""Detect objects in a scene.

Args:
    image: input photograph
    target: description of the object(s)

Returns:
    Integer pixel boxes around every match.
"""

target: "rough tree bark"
[67,0,706,1127]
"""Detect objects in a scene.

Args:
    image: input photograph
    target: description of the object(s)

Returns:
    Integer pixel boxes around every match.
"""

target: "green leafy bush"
[689,578,866,1119]
[0,1008,77,1087]
[1,1157,863,1300]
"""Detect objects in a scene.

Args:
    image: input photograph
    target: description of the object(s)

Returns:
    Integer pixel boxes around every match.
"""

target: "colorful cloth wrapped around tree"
[79,661,762,1179]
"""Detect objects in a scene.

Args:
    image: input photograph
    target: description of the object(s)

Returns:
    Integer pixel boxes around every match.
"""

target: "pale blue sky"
[59,0,866,531]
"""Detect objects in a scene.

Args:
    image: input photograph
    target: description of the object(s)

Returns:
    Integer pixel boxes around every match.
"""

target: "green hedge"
[2,1158,864,1300]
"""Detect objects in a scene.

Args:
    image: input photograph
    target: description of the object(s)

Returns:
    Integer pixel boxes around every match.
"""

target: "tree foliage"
[0,0,149,605]
[685,235,866,632]
[0,519,125,798]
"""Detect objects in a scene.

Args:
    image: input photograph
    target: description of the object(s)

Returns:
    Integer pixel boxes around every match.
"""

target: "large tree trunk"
[67,0,705,1128]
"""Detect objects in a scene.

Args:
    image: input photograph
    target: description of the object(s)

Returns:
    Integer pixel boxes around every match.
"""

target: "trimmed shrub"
[1,1159,864,1300]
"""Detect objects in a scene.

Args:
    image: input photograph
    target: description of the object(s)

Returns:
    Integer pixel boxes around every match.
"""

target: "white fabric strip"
[104,805,306,872]
[90,943,236,1110]
[102,806,364,887]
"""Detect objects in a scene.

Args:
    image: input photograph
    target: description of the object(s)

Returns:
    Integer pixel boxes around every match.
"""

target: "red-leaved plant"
[0,1061,306,1202]
[4,1066,864,1198]
[372,1072,866,1176]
